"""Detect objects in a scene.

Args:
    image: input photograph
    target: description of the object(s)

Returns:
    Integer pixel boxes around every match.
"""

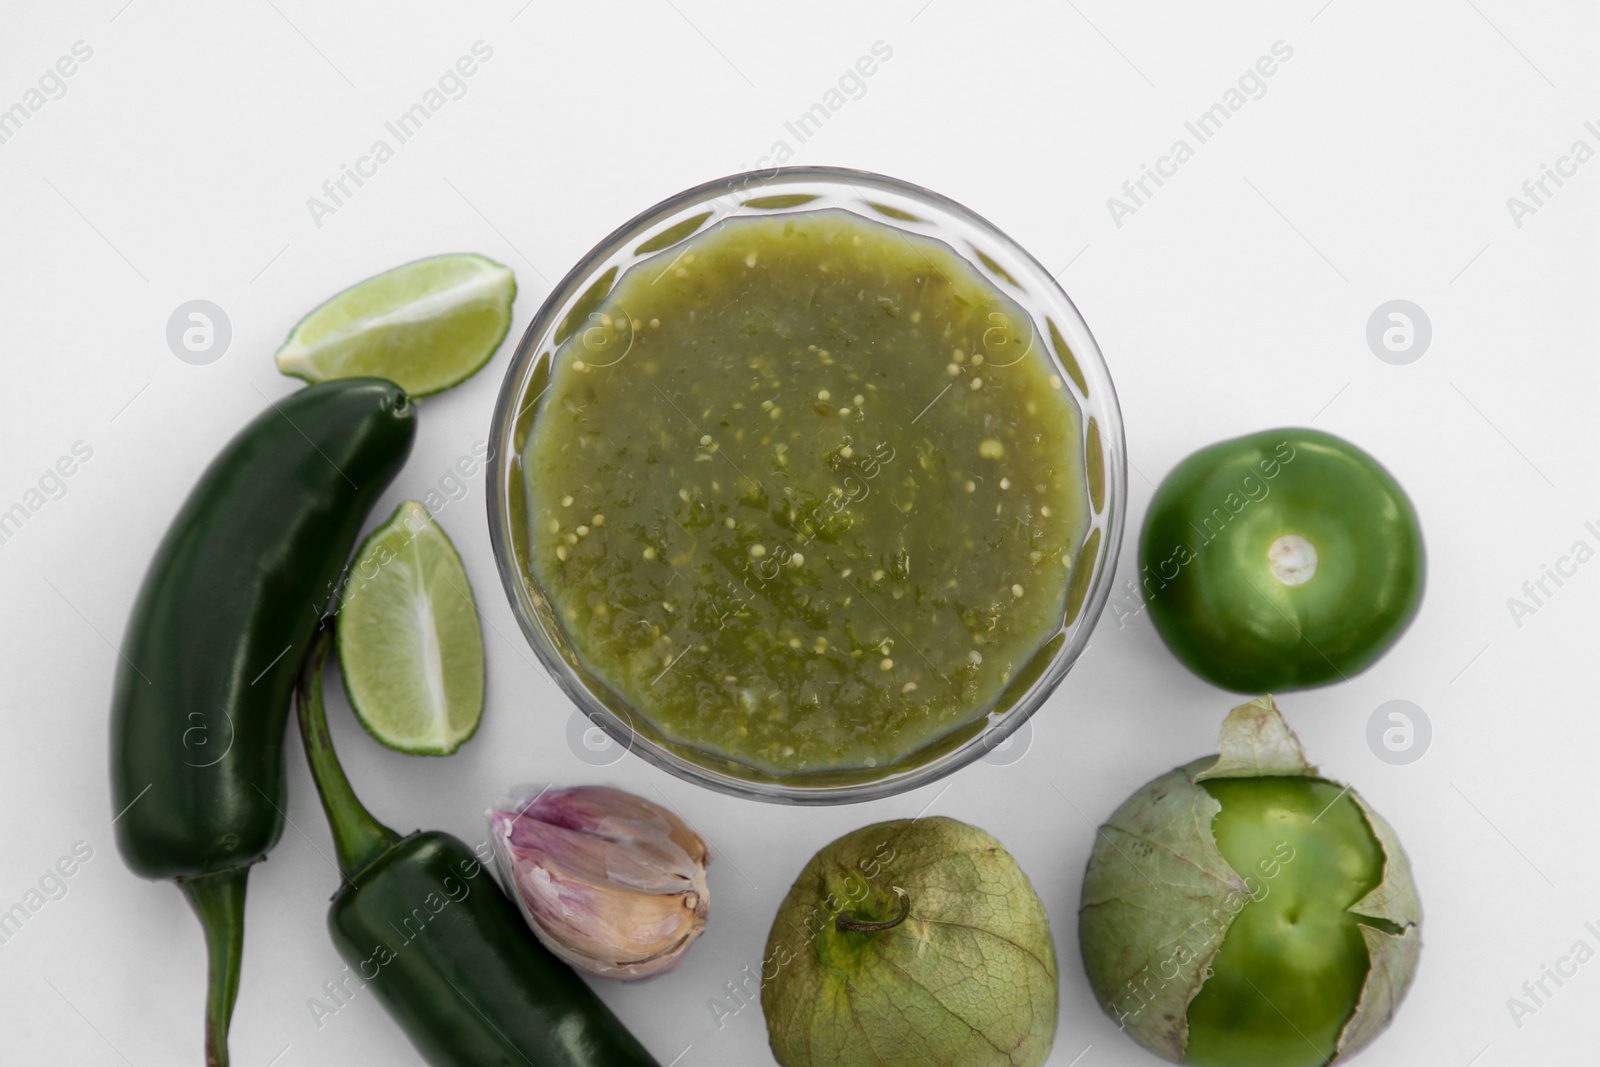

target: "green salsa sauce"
[521,210,1089,776]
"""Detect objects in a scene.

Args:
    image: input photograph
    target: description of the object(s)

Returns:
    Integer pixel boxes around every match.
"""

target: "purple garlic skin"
[487,785,711,980]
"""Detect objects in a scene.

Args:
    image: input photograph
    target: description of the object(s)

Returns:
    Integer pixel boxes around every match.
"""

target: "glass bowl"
[486,166,1125,804]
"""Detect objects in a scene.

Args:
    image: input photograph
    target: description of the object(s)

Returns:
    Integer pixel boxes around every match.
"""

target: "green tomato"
[1185,777,1388,1067]
[1139,428,1424,692]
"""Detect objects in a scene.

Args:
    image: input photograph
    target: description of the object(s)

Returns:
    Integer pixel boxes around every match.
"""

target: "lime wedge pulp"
[336,502,485,755]
[276,254,516,397]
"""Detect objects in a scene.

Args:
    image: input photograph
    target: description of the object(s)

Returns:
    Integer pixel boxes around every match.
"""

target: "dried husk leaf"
[1078,757,1242,1061]
[1336,795,1423,1059]
[1194,695,1314,781]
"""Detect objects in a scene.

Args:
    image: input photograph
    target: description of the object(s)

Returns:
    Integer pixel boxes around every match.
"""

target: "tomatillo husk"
[1078,697,1421,1066]
[763,817,1058,1067]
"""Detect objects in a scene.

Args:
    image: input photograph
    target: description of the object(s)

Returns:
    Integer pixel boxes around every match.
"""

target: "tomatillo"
[1078,697,1421,1066]
[1140,428,1424,692]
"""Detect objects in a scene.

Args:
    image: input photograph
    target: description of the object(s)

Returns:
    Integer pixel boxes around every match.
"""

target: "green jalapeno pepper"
[295,632,663,1067]
[109,379,416,1065]
[1139,428,1424,692]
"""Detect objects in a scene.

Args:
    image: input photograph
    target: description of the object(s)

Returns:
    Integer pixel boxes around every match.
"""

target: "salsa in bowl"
[488,168,1124,803]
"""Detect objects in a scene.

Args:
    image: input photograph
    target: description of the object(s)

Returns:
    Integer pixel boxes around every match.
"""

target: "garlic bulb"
[487,785,711,980]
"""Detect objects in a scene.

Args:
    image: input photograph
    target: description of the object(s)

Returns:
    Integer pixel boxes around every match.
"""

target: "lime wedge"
[276,254,516,397]
[336,502,485,755]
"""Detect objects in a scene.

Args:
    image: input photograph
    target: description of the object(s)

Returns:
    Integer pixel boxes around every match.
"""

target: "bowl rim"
[486,165,1128,804]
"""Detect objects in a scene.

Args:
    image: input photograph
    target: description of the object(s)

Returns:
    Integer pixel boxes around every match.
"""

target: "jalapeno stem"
[296,627,398,880]
[176,865,248,1067]
[836,886,910,933]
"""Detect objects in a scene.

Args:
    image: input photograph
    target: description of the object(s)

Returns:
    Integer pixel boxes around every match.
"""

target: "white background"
[2,1,1597,1065]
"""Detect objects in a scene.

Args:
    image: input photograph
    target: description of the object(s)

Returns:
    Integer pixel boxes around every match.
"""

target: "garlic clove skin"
[488,785,711,981]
